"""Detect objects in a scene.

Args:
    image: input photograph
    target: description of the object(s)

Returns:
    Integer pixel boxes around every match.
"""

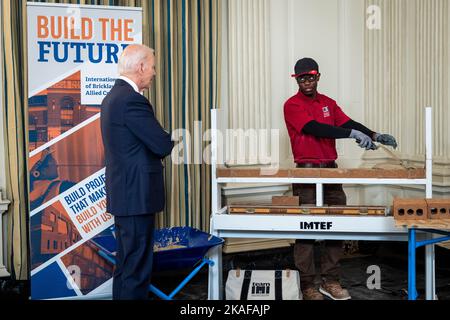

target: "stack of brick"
[393,198,450,220]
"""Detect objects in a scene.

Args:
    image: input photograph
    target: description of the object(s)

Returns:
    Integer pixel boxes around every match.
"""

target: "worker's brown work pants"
[292,183,347,289]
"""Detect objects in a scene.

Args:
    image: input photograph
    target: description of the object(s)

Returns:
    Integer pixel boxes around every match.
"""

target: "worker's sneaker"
[302,287,324,300]
[319,280,351,300]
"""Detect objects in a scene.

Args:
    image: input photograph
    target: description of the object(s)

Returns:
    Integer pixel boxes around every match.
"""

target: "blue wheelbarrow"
[90,227,224,300]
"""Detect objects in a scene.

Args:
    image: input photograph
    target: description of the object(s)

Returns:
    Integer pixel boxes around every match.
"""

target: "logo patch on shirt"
[323,106,330,118]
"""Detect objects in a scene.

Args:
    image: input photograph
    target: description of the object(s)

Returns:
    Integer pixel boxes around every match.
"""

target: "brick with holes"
[393,198,428,220]
[426,199,450,220]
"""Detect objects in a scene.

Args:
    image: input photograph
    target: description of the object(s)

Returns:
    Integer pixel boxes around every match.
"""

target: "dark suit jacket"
[100,79,174,216]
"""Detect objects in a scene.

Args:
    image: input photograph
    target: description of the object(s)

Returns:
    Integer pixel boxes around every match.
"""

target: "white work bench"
[207,108,435,300]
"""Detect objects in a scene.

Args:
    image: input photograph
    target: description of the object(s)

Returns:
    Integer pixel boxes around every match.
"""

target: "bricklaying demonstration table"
[207,108,438,300]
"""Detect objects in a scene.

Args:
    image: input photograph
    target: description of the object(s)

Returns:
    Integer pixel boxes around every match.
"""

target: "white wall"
[268,0,383,206]
[270,0,367,167]
[221,0,370,167]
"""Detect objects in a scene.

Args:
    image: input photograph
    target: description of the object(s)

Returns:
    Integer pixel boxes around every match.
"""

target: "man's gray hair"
[118,44,154,75]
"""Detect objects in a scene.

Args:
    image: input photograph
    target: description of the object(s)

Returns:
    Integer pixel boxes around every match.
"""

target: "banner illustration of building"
[27,3,142,300]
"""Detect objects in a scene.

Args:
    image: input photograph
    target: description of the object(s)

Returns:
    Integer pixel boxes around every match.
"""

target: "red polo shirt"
[284,91,351,164]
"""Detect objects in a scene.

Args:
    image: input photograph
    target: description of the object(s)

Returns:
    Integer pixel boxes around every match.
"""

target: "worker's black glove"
[350,130,377,150]
[374,133,398,149]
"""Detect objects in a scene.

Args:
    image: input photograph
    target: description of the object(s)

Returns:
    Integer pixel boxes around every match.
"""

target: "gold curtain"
[1,0,29,281]
[146,0,221,231]
[36,0,222,231]
[1,0,220,280]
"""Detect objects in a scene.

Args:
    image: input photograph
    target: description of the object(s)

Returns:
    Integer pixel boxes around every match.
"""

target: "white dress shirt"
[119,76,141,94]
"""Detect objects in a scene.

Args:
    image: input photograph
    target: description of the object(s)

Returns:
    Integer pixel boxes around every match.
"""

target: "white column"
[364,0,449,162]
[227,0,271,165]
[0,192,10,278]
[364,0,407,154]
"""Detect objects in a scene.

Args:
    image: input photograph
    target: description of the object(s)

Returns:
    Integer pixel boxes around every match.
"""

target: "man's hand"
[374,133,398,149]
[350,130,377,150]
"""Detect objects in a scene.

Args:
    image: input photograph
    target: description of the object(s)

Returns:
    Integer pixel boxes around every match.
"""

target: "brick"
[408,168,426,179]
[393,198,428,220]
[230,169,261,177]
[289,168,321,178]
[374,169,409,179]
[259,169,290,177]
[217,168,291,178]
[217,168,425,179]
[426,199,450,220]
[228,169,252,177]
[319,169,410,179]
[272,196,300,206]
[216,168,231,177]
[319,169,350,178]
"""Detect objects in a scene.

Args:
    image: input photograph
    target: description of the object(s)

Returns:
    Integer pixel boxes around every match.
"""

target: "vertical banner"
[27,3,142,300]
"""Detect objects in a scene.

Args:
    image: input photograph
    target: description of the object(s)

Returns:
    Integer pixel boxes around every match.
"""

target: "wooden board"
[223,238,294,254]
[217,168,425,179]
[395,219,450,230]
[228,205,388,216]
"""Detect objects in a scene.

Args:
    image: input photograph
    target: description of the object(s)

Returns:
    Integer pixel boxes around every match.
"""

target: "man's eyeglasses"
[298,74,318,84]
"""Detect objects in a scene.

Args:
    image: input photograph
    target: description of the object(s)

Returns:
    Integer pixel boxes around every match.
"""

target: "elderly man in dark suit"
[101,44,173,300]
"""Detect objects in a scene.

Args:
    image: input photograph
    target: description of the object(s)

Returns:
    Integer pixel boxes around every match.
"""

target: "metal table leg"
[408,229,418,300]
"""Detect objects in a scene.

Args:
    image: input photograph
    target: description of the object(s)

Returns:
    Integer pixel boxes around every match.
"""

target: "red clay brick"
[408,168,426,179]
[290,168,321,178]
[319,169,410,179]
[426,199,450,220]
[231,169,260,177]
[216,168,231,177]
[272,196,300,206]
[259,169,291,177]
[319,169,350,178]
[217,168,291,178]
[217,168,425,179]
[376,169,409,178]
[393,198,428,220]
